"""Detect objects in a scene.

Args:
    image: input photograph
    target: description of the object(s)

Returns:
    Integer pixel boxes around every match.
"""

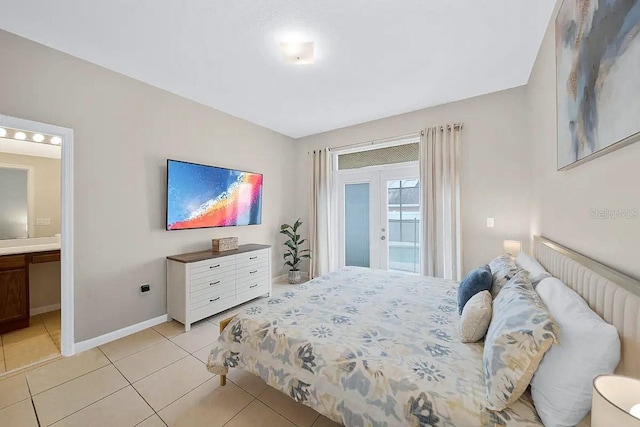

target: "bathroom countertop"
[0,237,61,256]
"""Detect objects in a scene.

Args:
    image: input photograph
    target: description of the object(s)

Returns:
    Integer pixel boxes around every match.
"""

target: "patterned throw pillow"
[483,271,559,411]
[488,254,523,297]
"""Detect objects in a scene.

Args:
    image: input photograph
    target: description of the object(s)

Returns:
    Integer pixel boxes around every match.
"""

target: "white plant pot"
[288,270,302,284]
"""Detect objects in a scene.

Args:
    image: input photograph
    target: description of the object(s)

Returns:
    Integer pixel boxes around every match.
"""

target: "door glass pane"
[0,168,29,239]
[387,179,420,273]
[344,183,370,267]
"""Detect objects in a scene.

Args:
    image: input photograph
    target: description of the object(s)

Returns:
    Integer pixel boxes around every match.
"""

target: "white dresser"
[166,244,271,331]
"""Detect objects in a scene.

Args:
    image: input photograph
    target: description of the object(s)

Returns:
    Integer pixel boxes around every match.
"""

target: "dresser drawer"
[191,289,235,310]
[190,266,235,287]
[190,296,234,323]
[190,256,235,275]
[191,275,235,293]
[236,262,269,281]
[236,277,269,297]
[236,249,269,267]
[190,294,235,314]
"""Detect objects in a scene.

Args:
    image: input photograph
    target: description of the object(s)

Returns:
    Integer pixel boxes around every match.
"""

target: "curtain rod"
[309,123,464,154]
[326,131,421,153]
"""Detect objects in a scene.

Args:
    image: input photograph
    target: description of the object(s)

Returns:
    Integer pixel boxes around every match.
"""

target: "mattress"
[207,267,543,426]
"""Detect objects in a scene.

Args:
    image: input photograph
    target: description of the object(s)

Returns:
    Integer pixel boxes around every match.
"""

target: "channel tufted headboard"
[533,236,640,378]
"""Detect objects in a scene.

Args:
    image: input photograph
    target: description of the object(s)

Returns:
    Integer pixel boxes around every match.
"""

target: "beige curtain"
[420,125,462,280]
[309,148,334,278]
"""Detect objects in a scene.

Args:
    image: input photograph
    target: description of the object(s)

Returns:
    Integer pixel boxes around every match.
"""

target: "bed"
[207,236,640,426]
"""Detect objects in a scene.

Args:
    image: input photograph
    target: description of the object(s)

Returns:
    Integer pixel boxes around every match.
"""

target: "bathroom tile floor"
[0,310,61,374]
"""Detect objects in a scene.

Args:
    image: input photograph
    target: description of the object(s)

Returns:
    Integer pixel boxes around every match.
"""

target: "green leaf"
[280,224,292,230]
[285,241,296,251]
[298,239,306,246]
[301,254,311,259]
[283,253,293,259]
[284,261,295,268]
[282,230,295,240]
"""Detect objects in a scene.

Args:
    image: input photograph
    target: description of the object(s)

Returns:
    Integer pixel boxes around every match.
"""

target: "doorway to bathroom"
[0,114,74,375]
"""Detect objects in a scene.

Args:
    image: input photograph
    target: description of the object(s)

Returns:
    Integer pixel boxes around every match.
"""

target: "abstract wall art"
[556,0,640,170]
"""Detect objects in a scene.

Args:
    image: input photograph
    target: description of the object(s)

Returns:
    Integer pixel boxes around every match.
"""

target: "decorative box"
[212,237,238,252]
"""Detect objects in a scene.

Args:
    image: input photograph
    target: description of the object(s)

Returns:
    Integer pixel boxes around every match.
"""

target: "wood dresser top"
[167,244,270,263]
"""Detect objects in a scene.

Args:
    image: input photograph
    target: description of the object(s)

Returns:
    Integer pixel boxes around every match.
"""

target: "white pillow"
[459,290,492,343]
[531,277,620,427]
[515,251,551,285]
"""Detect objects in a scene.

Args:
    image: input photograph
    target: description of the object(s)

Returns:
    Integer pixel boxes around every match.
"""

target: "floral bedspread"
[207,267,543,427]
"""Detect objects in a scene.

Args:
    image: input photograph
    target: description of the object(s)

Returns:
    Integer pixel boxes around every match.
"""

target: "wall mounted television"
[166,159,263,230]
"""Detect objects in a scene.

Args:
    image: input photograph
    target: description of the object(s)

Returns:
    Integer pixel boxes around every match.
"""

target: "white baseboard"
[30,303,61,316]
[74,314,168,354]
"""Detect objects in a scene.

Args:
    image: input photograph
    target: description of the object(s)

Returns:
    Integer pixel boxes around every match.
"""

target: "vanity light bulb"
[14,131,27,140]
[50,136,62,145]
[32,133,45,142]
[630,403,640,419]
[0,128,6,137]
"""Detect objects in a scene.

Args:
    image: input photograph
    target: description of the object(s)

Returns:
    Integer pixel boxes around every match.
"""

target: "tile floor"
[0,281,341,426]
[0,310,61,374]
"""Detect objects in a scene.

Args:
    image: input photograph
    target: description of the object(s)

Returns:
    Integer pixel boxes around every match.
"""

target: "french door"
[336,164,420,273]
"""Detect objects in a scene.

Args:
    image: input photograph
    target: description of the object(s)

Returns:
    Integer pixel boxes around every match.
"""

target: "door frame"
[0,114,75,356]
[333,162,420,271]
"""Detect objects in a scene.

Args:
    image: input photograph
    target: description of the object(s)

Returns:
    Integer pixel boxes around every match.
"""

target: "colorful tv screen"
[166,159,263,230]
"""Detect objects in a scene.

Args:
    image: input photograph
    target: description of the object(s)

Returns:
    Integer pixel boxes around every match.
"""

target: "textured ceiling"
[0,0,556,138]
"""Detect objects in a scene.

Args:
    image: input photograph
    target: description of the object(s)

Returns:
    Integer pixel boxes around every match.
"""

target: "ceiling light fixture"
[50,136,62,145]
[280,41,314,65]
[32,133,45,142]
[0,128,6,138]
[14,131,27,140]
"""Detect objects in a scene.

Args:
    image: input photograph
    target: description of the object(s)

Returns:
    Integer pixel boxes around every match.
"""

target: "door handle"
[381,236,386,240]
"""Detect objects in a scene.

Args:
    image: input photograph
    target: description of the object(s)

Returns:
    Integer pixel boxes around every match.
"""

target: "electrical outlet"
[140,283,151,294]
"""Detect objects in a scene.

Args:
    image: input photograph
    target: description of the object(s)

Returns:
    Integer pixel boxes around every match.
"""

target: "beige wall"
[527,15,640,279]
[0,30,296,342]
[0,152,61,238]
[296,87,532,274]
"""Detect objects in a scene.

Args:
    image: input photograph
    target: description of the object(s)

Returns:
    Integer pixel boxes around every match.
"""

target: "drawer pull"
[210,297,221,302]
[249,256,258,260]
[249,270,258,274]
[250,284,258,289]
[209,264,221,269]
[210,280,221,286]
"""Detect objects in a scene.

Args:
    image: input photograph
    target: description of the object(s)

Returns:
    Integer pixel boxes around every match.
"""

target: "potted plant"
[280,219,311,284]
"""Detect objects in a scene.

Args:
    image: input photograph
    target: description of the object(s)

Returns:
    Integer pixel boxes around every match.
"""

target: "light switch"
[486,217,495,228]
[36,218,51,226]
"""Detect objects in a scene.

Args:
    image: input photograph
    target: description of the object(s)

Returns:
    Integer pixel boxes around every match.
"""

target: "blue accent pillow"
[458,265,492,314]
